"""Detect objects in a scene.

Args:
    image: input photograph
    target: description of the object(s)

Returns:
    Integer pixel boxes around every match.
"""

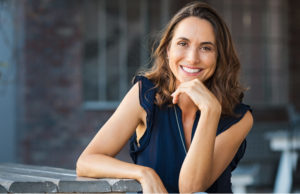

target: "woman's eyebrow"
[176,37,190,41]
[176,37,215,46]
[200,41,215,47]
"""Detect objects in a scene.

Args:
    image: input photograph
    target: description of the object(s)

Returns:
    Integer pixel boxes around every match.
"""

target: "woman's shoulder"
[133,75,157,114]
[234,103,252,115]
[133,75,155,88]
[233,103,253,129]
[218,103,252,135]
[133,75,157,105]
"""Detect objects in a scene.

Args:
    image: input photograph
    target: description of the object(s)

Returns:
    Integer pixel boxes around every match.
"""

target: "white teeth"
[182,66,201,73]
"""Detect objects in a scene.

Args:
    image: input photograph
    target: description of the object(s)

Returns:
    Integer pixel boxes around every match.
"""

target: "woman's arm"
[171,79,253,192]
[179,110,253,192]
[178,106,220,192]
[76,83,167,193]
[206,111,253,188]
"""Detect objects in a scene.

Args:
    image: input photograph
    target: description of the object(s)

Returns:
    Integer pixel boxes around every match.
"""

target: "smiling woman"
[167,17,217,84]
[76,2,253,193]
[145,3,244,116]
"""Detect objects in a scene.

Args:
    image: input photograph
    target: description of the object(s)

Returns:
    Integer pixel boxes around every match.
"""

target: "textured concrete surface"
[112,179,142,192]
[0,163,142,193]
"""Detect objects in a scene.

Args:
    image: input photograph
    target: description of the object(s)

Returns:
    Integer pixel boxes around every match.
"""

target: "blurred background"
[0,0,299,192]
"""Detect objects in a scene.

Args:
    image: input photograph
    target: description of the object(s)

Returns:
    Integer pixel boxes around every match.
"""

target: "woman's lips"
[180,65,203,75]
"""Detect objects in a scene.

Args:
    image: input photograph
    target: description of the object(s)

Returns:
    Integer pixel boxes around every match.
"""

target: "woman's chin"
[180,77,202,83]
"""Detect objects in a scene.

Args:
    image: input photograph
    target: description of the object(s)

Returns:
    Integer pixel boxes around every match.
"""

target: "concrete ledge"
[0,163,142,193]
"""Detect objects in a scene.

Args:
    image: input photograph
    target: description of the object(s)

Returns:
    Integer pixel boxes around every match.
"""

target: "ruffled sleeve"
[129,76,156,163]
[217,103,252,171]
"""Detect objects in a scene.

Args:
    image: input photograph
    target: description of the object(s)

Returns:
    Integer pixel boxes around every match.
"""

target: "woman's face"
[167,16,217,86]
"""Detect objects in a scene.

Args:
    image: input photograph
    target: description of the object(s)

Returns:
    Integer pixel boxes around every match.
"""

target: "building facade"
[0,0,299,192]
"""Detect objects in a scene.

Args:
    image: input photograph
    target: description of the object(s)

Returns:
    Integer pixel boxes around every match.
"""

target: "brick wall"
[18,0,132,169]
[18,0,116,168]
[20,0,83,168]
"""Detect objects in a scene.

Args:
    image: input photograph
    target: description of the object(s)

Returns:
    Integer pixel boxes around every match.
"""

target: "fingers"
[171,89,180,104]
[171,79,221,112]
[171,79,202,105]
[171,79,212,109]
[171,85,190,104]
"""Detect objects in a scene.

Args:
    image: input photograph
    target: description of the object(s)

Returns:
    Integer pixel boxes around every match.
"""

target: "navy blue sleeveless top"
[130,76,251,193]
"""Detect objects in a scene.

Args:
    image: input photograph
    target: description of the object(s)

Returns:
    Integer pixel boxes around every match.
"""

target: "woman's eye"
[177,42,187,47]
[201,46,212,51]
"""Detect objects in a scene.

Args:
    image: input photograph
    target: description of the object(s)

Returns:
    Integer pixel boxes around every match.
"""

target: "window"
[82,0,170,109]
[211,0,289,107]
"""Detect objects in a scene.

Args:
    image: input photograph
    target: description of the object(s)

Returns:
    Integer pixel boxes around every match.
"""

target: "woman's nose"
[186,47,200,65]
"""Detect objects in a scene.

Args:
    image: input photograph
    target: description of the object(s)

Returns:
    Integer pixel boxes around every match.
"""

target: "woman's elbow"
[178,177,209,193]
[76,154,90,177]
[76,156,84,176]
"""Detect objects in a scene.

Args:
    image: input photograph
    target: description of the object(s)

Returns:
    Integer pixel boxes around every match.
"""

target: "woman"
[76,1,253,193]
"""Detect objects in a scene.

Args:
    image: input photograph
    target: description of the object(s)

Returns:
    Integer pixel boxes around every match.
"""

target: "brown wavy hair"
[141,1,245,116]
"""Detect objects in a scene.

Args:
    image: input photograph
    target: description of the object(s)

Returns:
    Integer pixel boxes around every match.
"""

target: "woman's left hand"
[171,78,221,113]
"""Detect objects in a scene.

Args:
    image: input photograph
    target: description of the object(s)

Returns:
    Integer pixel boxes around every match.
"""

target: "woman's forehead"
[172,16,216,44]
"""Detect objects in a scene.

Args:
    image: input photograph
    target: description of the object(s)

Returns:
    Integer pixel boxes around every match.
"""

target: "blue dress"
[130,76,251,193]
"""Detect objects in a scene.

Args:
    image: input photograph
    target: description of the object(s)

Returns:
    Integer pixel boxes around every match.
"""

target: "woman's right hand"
[171,78,221,114]
[138,167,168,193]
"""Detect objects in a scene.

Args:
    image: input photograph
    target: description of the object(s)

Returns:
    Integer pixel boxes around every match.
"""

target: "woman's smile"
[180,65,203,75]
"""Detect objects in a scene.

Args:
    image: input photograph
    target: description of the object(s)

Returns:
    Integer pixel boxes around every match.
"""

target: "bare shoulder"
[80,82,147,157]
[119,82,146,125]
[239,111,253,132]
[218,110,253,140]
[226,110,253,139]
